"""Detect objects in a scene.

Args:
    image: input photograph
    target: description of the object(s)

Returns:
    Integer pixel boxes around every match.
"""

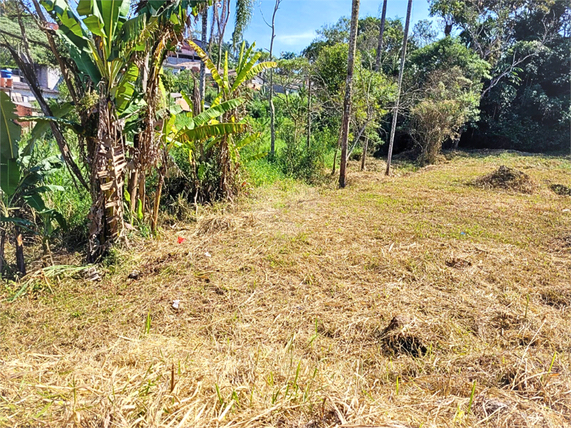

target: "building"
[0,66,61,129]
[163,39,204,73]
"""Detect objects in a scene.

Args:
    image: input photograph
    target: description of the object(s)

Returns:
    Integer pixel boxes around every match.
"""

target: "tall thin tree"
[267,0,282,157]
[385,0,412,176]
[307,74,312,148]
[339,0,360,188]
[374,0,388,72]
[199,4,208,107]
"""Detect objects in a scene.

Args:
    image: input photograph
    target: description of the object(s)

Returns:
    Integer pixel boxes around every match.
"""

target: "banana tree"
[0,92,65,276]
[40,0,148,258]
[40,0,206,259]
[188,40,276,198]
[123,0,209,221]
[150,96,248,229]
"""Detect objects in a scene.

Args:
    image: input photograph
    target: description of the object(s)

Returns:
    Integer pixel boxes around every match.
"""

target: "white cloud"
[276,31,316,46]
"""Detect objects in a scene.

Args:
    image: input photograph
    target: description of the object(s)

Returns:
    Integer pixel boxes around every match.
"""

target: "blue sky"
[238,0,434,55]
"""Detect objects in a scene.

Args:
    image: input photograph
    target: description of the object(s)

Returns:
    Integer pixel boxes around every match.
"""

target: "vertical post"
[339,0,360,188]
[385,0,412,176]
[268,0,281,157]
[307,76,312,148]
[374,0,388,72]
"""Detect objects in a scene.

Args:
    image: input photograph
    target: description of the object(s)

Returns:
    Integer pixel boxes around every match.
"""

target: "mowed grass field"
[1,151,570,428]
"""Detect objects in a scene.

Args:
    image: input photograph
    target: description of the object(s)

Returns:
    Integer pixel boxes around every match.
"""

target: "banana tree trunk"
[151,161,167,235]
[15,228,26,276]
[0,228,6,276]
[88,95,127,260]
[128,168,139,214]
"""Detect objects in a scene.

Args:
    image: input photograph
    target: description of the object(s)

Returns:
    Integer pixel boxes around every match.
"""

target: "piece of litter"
[172,300,180,309]
[178,237,186,244]
[563,209,570,213]
[205,252,211,257]
[84,267,101,282]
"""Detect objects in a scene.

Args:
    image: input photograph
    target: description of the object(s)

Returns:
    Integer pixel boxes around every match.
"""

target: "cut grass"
[1,151,570,427]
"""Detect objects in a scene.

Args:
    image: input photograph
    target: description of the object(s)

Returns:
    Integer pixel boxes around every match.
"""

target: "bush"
[275,122,326,183]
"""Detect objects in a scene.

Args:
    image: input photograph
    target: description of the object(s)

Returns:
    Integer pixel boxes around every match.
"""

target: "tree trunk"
[199,5,208,108]
[215,0,231,76]
[88,93,127,261]
[4,40,88,191]
[15,229,26,276]
[307,77,312,148]
[151,163,166,235]
[128,168,139,214]
[0,228,6,276]
[385,0,412,176]
[331,147,338,176]
[138,173,146,216]
[268,0,281,157]
[360,135,369,170]
[339,0,360,188]
[374,0,388,72]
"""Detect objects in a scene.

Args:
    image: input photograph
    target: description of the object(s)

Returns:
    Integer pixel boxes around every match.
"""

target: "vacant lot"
[1,152,570,427]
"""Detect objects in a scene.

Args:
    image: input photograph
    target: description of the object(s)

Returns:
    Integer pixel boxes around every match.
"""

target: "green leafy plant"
[162,41,276,205]
[0,93,65,276]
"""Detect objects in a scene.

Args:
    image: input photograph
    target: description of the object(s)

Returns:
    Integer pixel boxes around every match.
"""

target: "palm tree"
[385,0,412,176]
[339,0,360,188]
[232,0,254,49]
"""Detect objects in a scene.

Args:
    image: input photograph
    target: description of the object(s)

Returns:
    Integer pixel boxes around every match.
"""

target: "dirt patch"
[379,316,428,357]
[539,286,571,308]
[550,183,571,196]
[473,165,535,193]
[445,257,472,269]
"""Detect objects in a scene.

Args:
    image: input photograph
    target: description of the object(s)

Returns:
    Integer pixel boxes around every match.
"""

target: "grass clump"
[550,183,571,196]
[473,165,536,193]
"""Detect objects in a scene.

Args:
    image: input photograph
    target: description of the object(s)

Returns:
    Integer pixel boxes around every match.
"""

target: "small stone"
[128,271,140,280]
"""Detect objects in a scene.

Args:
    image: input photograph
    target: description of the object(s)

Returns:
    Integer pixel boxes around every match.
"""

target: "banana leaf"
[0,92,21,199]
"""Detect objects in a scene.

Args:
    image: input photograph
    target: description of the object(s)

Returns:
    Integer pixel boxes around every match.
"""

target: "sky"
[237,0,435,55]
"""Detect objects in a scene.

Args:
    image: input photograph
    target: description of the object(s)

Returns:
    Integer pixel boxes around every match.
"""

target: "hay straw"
[1,153,570,427]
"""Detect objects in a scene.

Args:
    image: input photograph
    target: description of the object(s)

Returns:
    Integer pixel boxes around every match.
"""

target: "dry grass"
[472,165,536,193]
[1,151,571,428]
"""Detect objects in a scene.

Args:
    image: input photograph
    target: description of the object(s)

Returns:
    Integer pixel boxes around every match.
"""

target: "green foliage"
[163,43,275,205]
[275,121,326,183]
[410,37,490,84]
[0,15,57,67]
[1,95,66,274]
[476,35,570,151]
[232,0,254,48]
[314,43,353,97]
[411,67,480,164]
[0,92,20,198]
